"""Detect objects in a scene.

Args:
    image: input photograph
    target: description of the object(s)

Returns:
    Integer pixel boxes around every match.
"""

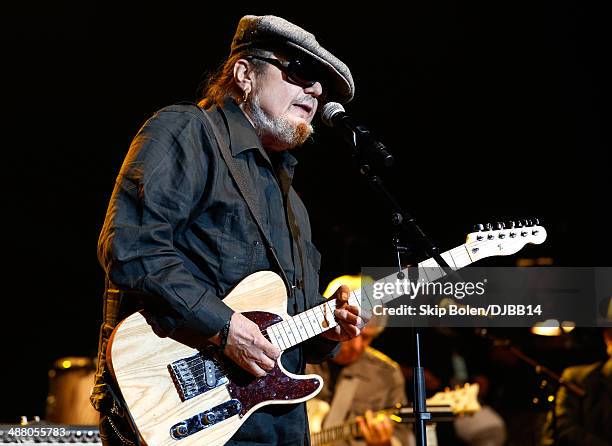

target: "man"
[91,15,362,446]
[307,279,410,446]
[543,328,612,446]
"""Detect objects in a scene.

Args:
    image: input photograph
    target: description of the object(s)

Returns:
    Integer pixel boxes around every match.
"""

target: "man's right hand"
[357,410,394,446]
[213,312,281,378]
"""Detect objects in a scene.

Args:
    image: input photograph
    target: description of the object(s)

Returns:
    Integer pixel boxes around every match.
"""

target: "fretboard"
[266,243,475,351]
[311,419,360,446]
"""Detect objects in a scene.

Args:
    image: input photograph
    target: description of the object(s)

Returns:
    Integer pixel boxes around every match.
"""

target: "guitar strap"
[323,375,360,429]
[188,104,293,296]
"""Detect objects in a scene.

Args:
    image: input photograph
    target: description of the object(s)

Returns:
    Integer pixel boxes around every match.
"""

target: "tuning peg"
[495,222,505,230]
[533,218,540,226]
[485,222,493,231]
[507,221,516,229]
[473,224,485,232]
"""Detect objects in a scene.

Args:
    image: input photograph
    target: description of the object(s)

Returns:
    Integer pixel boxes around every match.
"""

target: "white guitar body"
[107,271,323,446]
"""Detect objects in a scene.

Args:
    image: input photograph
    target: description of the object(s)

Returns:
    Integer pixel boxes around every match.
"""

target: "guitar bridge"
[168,349,228,401]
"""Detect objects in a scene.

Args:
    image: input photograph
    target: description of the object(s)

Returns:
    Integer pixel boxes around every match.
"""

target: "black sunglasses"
[245,55,322,89]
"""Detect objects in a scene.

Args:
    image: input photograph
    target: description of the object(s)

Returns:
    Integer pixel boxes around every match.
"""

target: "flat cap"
[230,15,354,103]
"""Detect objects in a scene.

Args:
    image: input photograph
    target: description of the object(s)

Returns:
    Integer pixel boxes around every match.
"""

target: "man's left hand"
[320,285,362,342]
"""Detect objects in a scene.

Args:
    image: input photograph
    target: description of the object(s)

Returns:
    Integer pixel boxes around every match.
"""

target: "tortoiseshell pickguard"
[224,311,321,416]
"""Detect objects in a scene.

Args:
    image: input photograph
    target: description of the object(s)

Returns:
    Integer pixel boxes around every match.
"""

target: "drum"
[46,357,99,425]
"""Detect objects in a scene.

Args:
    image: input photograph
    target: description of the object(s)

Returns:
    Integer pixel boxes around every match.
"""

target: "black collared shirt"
[93,98,337,445]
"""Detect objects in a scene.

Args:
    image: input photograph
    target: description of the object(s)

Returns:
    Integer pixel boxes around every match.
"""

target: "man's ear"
[234,59,254,96]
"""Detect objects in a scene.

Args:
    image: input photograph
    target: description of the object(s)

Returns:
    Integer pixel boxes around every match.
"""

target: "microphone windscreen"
[321,102,345,127]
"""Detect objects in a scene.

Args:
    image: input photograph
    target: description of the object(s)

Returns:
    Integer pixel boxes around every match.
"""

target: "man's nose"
[304,81,323,98]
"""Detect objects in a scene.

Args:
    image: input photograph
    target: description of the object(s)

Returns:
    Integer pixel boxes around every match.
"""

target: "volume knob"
[172,423,189,438]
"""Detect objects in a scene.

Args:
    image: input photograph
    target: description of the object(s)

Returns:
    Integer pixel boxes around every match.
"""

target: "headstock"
[427,383,481,415]
[465,218,547,262]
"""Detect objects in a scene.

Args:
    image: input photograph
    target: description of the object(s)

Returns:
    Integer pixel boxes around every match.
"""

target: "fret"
[348,289,359,308]
[358,283,375,311]
[275,322,291,347]
[281,321,297,347]
[453,244,473,268]
[379,273,403,303]
[418,258,446,282]
[379,268,410,305]
[298,312,316,338]
[287,320,300,346]
[292,316,310,342]
[321,301,339,329]
[419,263,446,283]
[305,308,324,335]
[311,305,328,331]
[267,326,286,350]
[441,250,458,269]
[286,318,303,343]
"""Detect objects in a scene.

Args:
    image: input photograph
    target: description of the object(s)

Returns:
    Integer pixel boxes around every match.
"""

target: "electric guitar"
[308,383,481,446]
[107,221,546,445]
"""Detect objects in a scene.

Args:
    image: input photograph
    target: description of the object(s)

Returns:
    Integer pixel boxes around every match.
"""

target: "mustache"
[294,96,317,109]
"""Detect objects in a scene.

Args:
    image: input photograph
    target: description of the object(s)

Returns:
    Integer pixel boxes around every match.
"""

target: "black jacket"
[92,98,338,445]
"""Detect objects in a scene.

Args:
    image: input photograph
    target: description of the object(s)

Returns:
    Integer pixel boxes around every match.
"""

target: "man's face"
[244,53,324,151]
[332,325,379,366]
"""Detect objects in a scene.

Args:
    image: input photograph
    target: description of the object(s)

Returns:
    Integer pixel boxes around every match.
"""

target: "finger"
[345,304,361,316]
[382,417,394,436]
[244,360,267,378]
[334,308,362,326]
[260,338,281,360]
[255,351,276,371]
[335,285,350,307]
[372,415,387,436]
[356,416,371,438]
[337,320,361,338]
[364,410,375,432]
[335,284,350,298]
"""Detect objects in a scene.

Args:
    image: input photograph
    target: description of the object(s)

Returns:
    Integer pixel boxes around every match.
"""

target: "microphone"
[321,102,394,167]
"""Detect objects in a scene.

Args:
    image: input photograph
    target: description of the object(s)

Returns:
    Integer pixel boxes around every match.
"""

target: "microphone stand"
[338,127,455,446]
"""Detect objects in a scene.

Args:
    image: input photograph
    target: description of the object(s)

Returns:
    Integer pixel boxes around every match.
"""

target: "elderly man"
[91,15,361,446]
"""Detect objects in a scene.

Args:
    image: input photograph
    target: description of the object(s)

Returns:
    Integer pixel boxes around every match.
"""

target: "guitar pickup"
[168,351,228,401]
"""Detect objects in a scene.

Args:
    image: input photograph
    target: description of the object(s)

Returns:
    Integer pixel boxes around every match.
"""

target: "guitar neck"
[311,405,453,446]
[310,408,389,446]
[266,243,475,351]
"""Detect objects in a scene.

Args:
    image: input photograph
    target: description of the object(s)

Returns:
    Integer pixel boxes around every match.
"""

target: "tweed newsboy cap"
[230,15,354,103]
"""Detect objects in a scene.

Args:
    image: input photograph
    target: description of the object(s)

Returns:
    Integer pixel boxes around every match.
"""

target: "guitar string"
[175,300,347,374]
[174,249,487,375]
[171,236,517,374]
[170,231,539,376]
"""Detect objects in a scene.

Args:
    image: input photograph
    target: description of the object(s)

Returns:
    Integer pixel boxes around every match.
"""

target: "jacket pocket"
[218,236,254,291]
[303,240,322,303]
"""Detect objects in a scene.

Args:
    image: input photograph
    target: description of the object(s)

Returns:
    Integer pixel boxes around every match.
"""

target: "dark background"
[3,0,610,441]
